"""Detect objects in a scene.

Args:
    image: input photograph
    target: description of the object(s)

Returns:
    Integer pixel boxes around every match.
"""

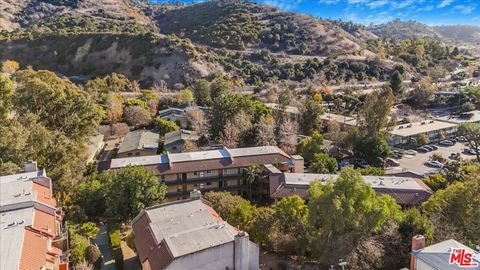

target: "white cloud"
[438,0,454,8]
[264,0,304,10]
[318,0,340,4]
[452,4,475,14]
[367,0,388,9]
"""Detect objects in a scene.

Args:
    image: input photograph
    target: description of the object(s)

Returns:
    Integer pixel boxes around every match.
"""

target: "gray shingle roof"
[118,130,159,154]
[414,239,480,270]
[164,129,199,146]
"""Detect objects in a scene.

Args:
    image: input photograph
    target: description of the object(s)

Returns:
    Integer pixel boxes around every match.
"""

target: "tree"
[0,161,20,176]
[297,131,324,163]
[105,166,166,224]
[399,208,434,247]
[204,191,247,220]
[85,245,102,270]
[154,118,180,136]
[308,168,402,263]
[13,69,102,139]
[417,133,429,146]
[458,123,480,162]
[299,99,324,135]
[229,200,254,230]
[210,76,231,100]
[309,152,338,174]
[111,123,130,138]
[358,87,394,136]
[422,168,480,245]
[249,207,276,248]
[69,225,90,265]
[411,76,437,105]
[254,115,276,146]
[74,179,107,220]
[219,110,252,148]
[352,134,391,167]
[0,73,14,119]
[185,107,208,136]
[242,163,261,200]
[278,119,298,154]
[273,195,308,235]
[104,94,123,124]
[181,140,199,152]
[1,60,20,75]
[193,79,212,106]
[79,223,99,240]
[176,89,194,105]
[123,106,151,127]
[390,70,404,96]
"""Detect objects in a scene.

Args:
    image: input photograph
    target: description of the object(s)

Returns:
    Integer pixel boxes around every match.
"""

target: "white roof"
[321,113,357,126]
[0,205,35,270]
[110,146,288,168]
[264,103,300,114]
[0,171,46,208]
[283,173,426,191]
[143,199,237,258]
[436,110,480,124]
[389,120,457,137]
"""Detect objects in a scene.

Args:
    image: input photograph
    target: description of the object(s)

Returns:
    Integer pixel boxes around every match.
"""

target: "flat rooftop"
[110,146,289,168]
[320,113,357,126]
[140,199,237,258]
[0,206,35,270]
[389,120,457,137]
[435,110,480,124]
[283,173,428,191]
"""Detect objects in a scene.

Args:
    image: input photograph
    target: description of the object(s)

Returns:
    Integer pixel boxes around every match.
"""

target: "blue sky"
[151,0,480,25]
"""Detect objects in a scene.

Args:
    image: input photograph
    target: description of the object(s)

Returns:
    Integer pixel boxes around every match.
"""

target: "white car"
[424,160,443,168]
[405,150,417,156]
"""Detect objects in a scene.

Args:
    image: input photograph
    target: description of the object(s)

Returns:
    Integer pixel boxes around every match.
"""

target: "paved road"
[94,225,116,270]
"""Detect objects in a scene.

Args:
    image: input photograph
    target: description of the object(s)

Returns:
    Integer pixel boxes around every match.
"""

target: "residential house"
[267,165,433,206]
[164,129,200,153]
[86,133,105,164]
[410,235,480,270]
[0,162,68,270]
[131,193,259,270]
[388,120,458,146]
[109,146,301,201]
[158,107,189,128]
[117,130,159,158]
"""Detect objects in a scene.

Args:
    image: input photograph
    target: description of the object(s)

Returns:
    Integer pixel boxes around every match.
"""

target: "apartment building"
[131,194,259,270]
[0,162,68,270]
[109,146,299,201]
[388,120,458,146]
[267,165,433,206]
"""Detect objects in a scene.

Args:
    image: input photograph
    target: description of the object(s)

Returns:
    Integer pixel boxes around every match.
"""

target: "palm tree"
[242,163,261,200]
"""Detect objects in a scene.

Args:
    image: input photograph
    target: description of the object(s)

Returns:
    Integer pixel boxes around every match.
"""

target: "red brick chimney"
[410,235,426,270]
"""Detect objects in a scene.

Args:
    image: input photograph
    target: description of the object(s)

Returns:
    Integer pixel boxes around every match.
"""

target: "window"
[194,171,198,176]
[177,185,182,192]
[128,153,133,156]
[135,152,140,156]
[160,175,165,182]
[206,170,211,174]
[206,182,212,186]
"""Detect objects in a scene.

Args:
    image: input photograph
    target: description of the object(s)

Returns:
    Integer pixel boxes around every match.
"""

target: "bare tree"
[182,140,199,152]
[219,110,252,148]
[186,107,209,137]
[255,115,276,146]
[278,119,298,154]
[112,123,130,138]
[123,106,151,127]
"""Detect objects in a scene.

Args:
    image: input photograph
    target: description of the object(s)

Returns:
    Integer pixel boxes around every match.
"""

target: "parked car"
[464,148,476,155]
[456,136,467,142]
[416,147,429,153]
[449,153,460,160]
[423,145,434,151]
[386,158,400,167]
[439,140,454,146]
[339,160,350,168]
[428,145,438,150]
[405,150,417,155]
[424,160,443,168]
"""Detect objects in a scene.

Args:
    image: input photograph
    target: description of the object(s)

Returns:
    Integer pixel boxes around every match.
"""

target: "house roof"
[270,172,433,205]
[436,110,480,124]
[320,113,357,126]
[164,129,199,146]
[389,120,457,137]
[132,198,239,267]
[86,133,105,162]
[264,103,300,114]
[110,146,292,173]
[118,130,159,154]
[414,239,480,270]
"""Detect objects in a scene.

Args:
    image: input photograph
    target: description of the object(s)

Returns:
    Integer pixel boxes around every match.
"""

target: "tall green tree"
[155,118,180,136]
[308,168,402,263]
[273,195,308,235]
[299,99,324,135]
[210,76,231,101]
[358,86,394,136]
[297,131,324,163]
[193,79,212,106]
[0,73,14,120]
[105,166,166,224]
[390,70,404,96]
[309,152,338,174]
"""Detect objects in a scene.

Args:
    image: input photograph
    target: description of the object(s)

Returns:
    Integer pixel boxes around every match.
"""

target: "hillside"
[0,0,460,88]
[433,25,480,45]
[368,19,442,41]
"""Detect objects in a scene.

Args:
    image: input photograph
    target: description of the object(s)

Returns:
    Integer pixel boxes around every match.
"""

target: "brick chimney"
[410,235,426,270]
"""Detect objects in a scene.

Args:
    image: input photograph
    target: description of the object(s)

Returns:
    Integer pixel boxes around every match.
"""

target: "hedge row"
[107,223,124,270]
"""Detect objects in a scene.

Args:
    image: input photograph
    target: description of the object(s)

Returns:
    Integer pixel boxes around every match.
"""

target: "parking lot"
[387,142,474,175]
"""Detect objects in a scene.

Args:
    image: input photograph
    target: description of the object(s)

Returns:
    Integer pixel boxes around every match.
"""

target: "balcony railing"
[166,185,240,196]
[163,174,241,185]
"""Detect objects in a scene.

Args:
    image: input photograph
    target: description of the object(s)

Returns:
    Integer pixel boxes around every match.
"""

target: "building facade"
[131,195,259,270]
[0,162,68,270]
[388,120,458,146]
[109,146,299,201]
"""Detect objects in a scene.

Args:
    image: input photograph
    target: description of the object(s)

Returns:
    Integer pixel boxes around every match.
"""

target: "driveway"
[94,225,116,270]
